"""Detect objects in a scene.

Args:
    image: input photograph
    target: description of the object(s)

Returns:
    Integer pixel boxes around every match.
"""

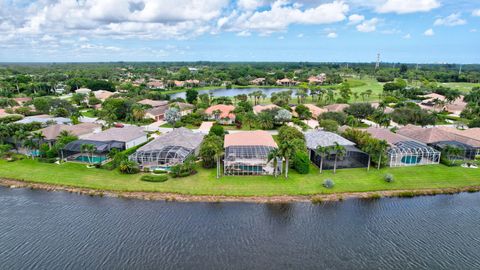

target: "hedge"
[140,174,169,182]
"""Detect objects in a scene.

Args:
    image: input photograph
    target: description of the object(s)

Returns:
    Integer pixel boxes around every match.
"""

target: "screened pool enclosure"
[62,139,124,164]
[387,141,441,167]
[129,146,195,169]
[224,145,282,176]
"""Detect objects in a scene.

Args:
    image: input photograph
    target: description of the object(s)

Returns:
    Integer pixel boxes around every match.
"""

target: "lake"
[1,187,480,269]
[170,87,298,99]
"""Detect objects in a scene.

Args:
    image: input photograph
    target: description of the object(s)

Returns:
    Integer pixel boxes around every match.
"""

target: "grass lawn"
[160,123,198,129]
[81,109,97,118]
[439,82,479,93]
[1,159,480,197]
[346,78,384,102]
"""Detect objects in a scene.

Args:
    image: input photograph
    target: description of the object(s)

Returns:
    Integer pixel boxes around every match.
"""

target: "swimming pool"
[401,155,422,164]
[75,156,107,164]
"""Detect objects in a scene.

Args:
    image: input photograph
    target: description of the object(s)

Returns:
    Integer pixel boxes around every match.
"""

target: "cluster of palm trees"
[314,142,346,174]
[267,140,296,178]
[80,143,96,166]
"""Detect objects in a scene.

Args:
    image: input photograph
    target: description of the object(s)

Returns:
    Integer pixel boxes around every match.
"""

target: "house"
[276,78,298,86]
[307,74,326,85]
[366,127,441,167]
[137,99,169,107]
[398,125,480,159]
[83,126,147,150]
[53,84,66,94]
[12,97,32,106]
[419,93,467,116]
[324,103,349,113]
[305,130,369,170]
[145,106,169,122]
[253,104,279,115]
[146,79,165,89]
[129,127,204,170]
[223,130,282,176]
[15,115,72,125]
[185,79,200,87]
[250,78,266,85]
[171,102,194,116]
[371,102,395,114]
[75,88,92,95]
[93,90,115,101]
[173,80,185,87]
[205,104,236,124]
[39,123,101,145]
[303,104,328,118]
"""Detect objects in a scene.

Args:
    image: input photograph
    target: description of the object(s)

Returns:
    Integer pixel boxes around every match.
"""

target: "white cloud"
[402,33,411,39]
[470,29,477,32]
[434,13,466,26]
[278,35,285,40]
[348,14,364,25]
[376,0,440,14]
[220,0,349,34]
[356,18,379,32]
[424,28,434,36]
[237,0,266,10]
[297,33,304,38]
[473,9,480,16]
[237,30,251,37]
[326,32,338,38]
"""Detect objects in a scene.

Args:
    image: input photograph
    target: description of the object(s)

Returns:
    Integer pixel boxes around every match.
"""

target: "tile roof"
[253,104,279,114]
[138,99,169,107]
[40,123,101,140]
[304,130,355,149]
[137,127,204,152]
[205,104,236,119]
[303,104,328,118]
[224,131,277,148]
[324,103,349,112]
[398,125,480,147]
[84,126,145,143]
[365,127,412,146]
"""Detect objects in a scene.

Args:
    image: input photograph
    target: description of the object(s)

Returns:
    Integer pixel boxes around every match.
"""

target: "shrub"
[311,196,323,204]
[397,191,415,198]
[141,174,169,182]
[366,193,382,199]
[319,119,339,132]
[293,151,310,174]
[323,179,335,189]
[153,169,168,174]
[119,160,140,174]
[38,157,57,163]
[384,173,394,183]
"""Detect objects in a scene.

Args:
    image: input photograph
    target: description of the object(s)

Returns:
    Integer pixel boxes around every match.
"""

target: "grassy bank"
[1,159,480,197]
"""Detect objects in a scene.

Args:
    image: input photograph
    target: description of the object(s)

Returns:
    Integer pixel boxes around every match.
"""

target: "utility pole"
[458,65,462,75]
[375,53,380,70]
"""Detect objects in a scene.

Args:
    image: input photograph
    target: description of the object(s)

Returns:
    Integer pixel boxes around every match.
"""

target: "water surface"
[1,187,480,269]
[170,87,298,99]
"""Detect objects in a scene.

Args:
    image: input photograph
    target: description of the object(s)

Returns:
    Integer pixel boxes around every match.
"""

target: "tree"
[278,140,296,178]
[209,124,225,138]
[295,104,312,120]
[319,119,339,132]
[242,112,257,129]
[330,142,346,174]
[186,89,198,104]
[344,103,375,119]
[267,148,282,177]
[23,138,37,159]
[165,107,182,125]
[314,145,329,174]
[81,144,96,166]
[257,111,274,130]
[199,135,223,169]
[274,109,292,124]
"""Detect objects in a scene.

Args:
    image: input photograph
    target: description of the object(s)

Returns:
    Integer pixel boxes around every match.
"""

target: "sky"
[0,0,479,63]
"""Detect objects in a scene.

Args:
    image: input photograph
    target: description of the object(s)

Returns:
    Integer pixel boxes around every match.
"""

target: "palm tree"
[268,148,282,177]
[376,140,389,170]
[81,144,96,166]
[32,131,45,150]
[214,146,224,179]
[314,145,329,174]
[331,142,346,174]
[13,130,29,152]
[23,138,36,159]
[278,141,296,178]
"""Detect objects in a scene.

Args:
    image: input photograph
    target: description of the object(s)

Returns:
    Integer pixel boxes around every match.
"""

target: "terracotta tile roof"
[205,104,235,119]
[398,125,480,147]
[146,105,168,117]
[253,104,279,114]
[303,104,328,118]
[40,123,101,141]
[138,99,169,107]
[93,90,115,100]
[324,103,349,112]
[224,131,277,148]
[366,127,411,146]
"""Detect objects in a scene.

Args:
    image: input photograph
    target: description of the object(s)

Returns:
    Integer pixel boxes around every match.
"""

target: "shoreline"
[1,178,479,203]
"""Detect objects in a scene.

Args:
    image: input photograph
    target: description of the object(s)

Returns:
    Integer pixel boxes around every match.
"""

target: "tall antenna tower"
[458,65,462,75]
[375,53,380,70]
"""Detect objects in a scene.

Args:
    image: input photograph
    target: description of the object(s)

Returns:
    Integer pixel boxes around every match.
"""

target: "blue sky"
[0,0,479,63]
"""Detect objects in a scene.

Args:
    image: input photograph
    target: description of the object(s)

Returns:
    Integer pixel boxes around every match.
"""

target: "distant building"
[146,79,165,90]
[15,115,72,125]
[12,97,32,106]
[324,103,350,113]
[137,99,169,107]
[250,78,266,85]
[253,104,279,115]
[75,88,92,95]
[39,123,102,145]
[276,78,298,86]
[93,90,115,101]
[307,74,326,85]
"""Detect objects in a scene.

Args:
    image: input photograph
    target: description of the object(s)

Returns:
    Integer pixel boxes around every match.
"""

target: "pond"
[1,187,480,269]
[170,87,298,99]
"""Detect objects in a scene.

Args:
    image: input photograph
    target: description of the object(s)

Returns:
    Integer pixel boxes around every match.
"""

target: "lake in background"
[170,87,298,99]
[1,187,480,269]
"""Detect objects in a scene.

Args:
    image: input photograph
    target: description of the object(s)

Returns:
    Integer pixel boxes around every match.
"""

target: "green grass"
[160,123,198,129]
[1,159,480,197]
[440,82,479,93]
[81,109,96,117]
[347,78,384,102]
